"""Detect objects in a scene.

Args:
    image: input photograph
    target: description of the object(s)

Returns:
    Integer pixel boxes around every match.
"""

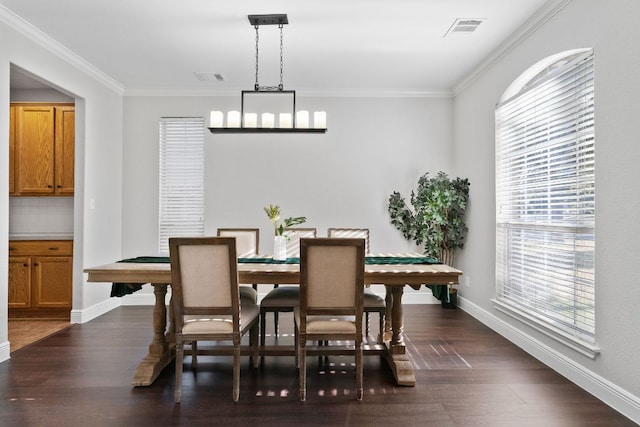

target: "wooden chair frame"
[260,227,317,349]
[295,237,365,401]
[217,228,260,292]
[327,227,385,342]
[169,237,259,403]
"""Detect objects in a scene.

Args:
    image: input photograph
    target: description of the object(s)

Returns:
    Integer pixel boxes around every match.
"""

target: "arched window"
[495,49,597,356]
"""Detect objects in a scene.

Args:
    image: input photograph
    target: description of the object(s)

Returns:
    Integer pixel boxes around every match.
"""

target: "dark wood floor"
[0,304,634,426]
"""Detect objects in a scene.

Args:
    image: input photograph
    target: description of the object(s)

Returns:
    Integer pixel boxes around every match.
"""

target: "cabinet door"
[54,106,75,195]
[9,106,15,194]
[32,256,73,308]
[16,105,55,194]
[9,256,32,308]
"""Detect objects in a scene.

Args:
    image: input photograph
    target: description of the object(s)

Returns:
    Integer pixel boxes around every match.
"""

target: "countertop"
[9,233,74,241]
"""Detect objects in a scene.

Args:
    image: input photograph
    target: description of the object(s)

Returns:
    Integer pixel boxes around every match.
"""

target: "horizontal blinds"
[495,51,595,341]
[158,117,205,254]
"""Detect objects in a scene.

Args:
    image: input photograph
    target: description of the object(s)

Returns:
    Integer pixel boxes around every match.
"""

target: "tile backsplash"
[9,197,74,237]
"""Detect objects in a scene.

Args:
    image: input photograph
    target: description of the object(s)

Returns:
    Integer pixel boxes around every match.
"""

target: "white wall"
[0,12,125,361]
[121,94,454,303]
[453,0,640,421]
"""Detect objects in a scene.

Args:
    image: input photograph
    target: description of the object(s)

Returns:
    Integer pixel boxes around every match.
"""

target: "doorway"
[7,65,75,339]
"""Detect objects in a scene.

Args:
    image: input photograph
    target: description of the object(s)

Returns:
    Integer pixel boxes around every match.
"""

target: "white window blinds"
[158,117,205,254]
[495,51,595,343]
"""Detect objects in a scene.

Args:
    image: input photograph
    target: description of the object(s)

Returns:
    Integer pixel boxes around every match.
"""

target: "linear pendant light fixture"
[208,14,327,134]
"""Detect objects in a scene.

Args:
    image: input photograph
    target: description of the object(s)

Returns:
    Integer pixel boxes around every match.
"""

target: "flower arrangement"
[264,204,306,236]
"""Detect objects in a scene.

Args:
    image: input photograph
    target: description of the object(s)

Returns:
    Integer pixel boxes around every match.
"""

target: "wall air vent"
[444,18,485,37]
[194,72,225,82]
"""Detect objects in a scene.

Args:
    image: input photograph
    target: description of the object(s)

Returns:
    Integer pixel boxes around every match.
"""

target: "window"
[158,117,205,253]
[495,50,596,355]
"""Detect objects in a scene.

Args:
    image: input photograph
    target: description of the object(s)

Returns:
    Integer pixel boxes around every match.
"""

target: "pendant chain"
[253,23,285,91]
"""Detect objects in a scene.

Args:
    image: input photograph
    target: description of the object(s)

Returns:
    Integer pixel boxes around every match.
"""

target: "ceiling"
[3,0,553,95]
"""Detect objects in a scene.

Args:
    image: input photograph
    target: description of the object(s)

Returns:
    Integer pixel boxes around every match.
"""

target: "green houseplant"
[388,171,470,307]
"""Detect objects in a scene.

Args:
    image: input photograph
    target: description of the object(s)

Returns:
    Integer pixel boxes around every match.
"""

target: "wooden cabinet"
[10,103,74,196]
[9,105,15,194]
[8,240,73,319]
[54,106,75,195]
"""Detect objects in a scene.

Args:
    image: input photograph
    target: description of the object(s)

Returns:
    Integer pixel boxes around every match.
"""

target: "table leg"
[131,283,174,386]
[383,285,393,342]
[383,285,416,386]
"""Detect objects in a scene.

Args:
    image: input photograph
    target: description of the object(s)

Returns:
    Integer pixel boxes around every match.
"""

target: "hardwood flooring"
[8,319,71,352]
[0,305,634,426]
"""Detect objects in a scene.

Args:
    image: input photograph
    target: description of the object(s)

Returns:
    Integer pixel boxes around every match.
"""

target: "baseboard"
[118,292,172,306]
[0,340,9,363]
[70,297,120,324]
[83,287,438,308]
[458,296,640,424]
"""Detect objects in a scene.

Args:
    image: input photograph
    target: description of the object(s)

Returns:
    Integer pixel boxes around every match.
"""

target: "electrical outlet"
[463,275,470,288]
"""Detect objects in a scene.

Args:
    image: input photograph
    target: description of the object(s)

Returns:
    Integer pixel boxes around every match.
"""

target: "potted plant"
[264,204,306,260]
[387,171,470,308]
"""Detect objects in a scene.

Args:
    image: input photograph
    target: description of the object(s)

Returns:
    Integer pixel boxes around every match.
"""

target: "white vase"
[273,235,287,260]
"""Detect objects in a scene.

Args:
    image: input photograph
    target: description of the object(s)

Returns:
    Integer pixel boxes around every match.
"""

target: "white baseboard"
[0,340,9,363]
[91,287,440,308]
[70,297,121,324]
[458,296,640,424]
[118,292,172,306]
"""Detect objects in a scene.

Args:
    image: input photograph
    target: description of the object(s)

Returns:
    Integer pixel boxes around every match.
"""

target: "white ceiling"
[3,0,553,95]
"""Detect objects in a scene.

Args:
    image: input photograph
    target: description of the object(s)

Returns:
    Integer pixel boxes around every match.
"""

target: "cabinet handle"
[48,247,60,251]
[47,185,53,188]
[9,247,16,251]
[34,262,39,267]
[23,263,28,267]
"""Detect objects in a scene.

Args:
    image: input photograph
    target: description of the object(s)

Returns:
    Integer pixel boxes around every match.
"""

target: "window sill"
[492,299,601,359]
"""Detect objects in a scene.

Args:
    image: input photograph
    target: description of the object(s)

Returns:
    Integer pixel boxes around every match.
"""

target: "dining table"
[84,253,461,387]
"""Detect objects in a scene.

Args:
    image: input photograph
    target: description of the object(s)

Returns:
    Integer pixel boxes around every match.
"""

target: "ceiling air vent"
[194,72,225,82]
[444,18,485,37]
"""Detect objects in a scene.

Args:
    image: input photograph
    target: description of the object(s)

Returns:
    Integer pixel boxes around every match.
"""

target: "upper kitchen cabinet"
[54,106,75,195]
[10,103,75,196]
[9,105,15,194]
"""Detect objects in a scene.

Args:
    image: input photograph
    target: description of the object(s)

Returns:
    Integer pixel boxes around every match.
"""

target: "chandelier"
[208,14,327,134]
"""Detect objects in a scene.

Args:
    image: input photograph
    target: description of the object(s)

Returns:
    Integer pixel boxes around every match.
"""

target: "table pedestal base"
[129,282,417,387]
[384,345,416,386]
[131,345,173,386]
[131,283,173,386]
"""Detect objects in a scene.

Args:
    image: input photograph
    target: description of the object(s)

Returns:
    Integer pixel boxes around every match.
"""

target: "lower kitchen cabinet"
[8,240,73,319]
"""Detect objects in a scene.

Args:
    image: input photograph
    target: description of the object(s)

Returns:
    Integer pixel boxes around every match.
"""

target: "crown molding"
[452,0,573,96]
[123,86,452,99]
[0,4,124,95]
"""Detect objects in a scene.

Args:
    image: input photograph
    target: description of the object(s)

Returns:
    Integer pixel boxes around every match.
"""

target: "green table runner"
[111,255,443,298]
[117,255,441,265]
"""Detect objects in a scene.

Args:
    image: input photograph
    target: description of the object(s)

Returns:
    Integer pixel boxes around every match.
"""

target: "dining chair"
[169,237,260,403]
[260,227,317,349]
[295,237,365,401]
[328,228,386,343]
[217,228,260,299]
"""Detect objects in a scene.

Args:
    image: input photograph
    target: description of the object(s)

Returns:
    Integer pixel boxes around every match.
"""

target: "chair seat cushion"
[183,302,259,334]
[240,286,257,304]
[294,310,357,334]
[307,317,356,334]
[260,286,300,307]
[363,288,385,308]
[182,317,233,334]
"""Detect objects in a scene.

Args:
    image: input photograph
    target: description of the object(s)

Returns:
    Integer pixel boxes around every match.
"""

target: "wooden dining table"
[84,254,461,387]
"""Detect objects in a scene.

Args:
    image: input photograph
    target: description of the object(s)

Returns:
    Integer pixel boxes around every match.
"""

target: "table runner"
[110,255,443,298]
[116,255,441,265]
